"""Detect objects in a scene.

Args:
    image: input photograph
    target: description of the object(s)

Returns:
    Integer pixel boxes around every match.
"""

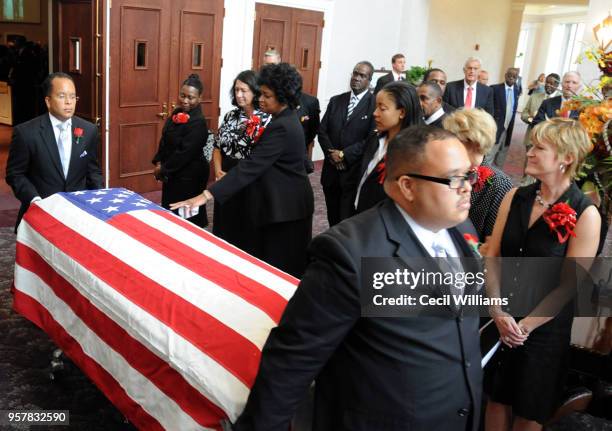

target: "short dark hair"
[418,81,442,99]
[422,68,446,83]
[391,53,405,64]
[230,70,261,108]
[386,125,457,181]
[42,72,74,97]
[182,73,203,95]
[356,61,374,80]
[547,73,561,83]
[379,81,423,130]
[257,62,302,110]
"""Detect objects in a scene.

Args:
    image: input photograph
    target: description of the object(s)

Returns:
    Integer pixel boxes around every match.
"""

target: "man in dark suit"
[443,57,494,116]
[296,92,320,174]
[318,61,376,226]
[6,72,103,230]
[233,126,483,431]
[423,68,456,114]
[417,81,448,127]
[488,67,520,167]
[532,71,581,126]
[374,53,406,93]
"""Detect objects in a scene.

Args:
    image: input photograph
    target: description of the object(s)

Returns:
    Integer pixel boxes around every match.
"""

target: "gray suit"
[234,199,483,431]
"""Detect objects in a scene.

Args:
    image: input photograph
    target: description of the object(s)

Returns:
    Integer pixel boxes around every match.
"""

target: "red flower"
[473,166,494,192]
[73,127,84,144]
[245,114,266,144]
[463,233,481,256]
[376,156,386,184]
[542,202,577,244]
[172,112,190,124]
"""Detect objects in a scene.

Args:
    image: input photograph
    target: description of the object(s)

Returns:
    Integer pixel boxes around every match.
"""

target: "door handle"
[170,102,176,112]
[157,103,169,119]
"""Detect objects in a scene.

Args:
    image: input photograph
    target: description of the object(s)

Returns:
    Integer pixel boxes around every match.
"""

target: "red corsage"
[245,114,266,144]
[172,112,190,124]
[542,202,577,244]
[473,166,494,192]
[376,156,386,184]
[73,127,84,144]
[463,233,481,256]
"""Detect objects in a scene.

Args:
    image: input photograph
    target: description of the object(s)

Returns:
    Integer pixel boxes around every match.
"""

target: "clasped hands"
[492,309,533,348]
[170,190,214,213]
[328,149,346,171]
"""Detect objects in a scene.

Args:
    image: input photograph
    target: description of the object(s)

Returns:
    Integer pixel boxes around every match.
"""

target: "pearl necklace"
[535,190,553,209]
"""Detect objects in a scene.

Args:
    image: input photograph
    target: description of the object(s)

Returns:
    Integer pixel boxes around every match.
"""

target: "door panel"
[110,0,222,192]
[253,3,323,95]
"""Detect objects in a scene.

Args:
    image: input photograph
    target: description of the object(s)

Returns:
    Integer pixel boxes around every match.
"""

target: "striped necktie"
[347,94,358,119]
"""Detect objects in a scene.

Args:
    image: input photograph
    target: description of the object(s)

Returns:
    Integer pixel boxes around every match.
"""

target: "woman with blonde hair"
[443,108,513,240]
[483,118,601,430]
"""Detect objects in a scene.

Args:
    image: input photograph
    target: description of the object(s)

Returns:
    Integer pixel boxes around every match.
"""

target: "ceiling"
[523,4,589,16]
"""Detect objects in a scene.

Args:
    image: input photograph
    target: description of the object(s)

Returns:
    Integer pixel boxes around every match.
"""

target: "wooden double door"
[109,0,223,193]
[253,3,323,95]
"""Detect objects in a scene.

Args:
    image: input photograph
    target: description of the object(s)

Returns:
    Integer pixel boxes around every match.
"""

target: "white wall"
[425,0,513,84]
[398,0,430,68]
[577,0,610,88]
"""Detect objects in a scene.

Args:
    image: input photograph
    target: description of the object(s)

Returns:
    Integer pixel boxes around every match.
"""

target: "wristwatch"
[338,150,345,160]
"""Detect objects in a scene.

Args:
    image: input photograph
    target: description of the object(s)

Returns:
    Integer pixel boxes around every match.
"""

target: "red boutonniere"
[542,202,577,244]
[245,114,266,144]
[73,127,84,144]
[463,233,482,257]
[172,112,190,124]
[473,166,494,192]
[376,156,387,184]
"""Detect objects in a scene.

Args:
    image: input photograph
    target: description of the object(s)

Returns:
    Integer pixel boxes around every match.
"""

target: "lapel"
[345,91,371,126]
[337,92,351,123]
[476,82,486,108]
[513,86,520,110]
[455,82,465,107]
[39,114,65,179]
[66,119,82,181]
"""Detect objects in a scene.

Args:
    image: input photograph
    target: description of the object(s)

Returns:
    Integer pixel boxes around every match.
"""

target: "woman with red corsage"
[443,108,513,240]
[483,118,601,431]
[353,81,422,214]
[152,74,209,227]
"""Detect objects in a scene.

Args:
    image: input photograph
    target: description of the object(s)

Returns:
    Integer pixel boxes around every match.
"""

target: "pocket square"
[79,150,88,158]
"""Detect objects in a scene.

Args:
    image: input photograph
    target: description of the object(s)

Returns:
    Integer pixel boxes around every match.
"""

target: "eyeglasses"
[398,171,478,189]
[53,93,79,102]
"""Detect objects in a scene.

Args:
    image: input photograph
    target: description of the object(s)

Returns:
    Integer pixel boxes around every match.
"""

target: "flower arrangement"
[562,45,612,210]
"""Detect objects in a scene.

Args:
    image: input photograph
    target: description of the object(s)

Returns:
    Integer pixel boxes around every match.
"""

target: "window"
[135,40,148,69]
[192,42,204,69]
[69,37,81,73]
[546,22,585,76]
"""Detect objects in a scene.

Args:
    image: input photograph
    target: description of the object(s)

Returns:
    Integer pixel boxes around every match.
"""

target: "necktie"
[504,88,513,129]
[398,75,404,81]
[432,239,464,299]
[57,122,69,178]
[465,86,473,109]
[347,95,358,120]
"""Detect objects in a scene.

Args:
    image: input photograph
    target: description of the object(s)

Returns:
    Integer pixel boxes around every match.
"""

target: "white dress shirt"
[463,80,477,109]
[394,203,460,257]
[424,106,445,125]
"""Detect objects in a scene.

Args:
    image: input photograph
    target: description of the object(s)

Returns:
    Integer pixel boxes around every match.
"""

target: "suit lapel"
[345,92,370,126]
[66,120,81,181]
[40,115,65,179]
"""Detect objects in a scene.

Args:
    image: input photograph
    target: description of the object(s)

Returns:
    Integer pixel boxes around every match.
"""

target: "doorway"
[252,3,323,96]
[108,0,223,193]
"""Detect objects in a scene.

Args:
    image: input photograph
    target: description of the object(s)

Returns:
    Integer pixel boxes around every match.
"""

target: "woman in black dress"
[443,108,513,240]
[212,70,271,249]
[171,63,314,278]
[483,118,601,430]
[152,74,209,227]
[353,81,422,214]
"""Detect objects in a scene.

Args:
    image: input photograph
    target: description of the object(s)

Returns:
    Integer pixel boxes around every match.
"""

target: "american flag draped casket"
[12,188,299,430]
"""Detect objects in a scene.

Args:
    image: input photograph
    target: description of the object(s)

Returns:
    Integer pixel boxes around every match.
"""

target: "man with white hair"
[532,71,581,125]
[443,57,494,115]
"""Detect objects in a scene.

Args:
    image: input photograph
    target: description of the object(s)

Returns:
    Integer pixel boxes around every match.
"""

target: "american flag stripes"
[12,188,298,430]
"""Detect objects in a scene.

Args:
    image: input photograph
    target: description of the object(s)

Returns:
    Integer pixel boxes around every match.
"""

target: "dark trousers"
[322,184,356,228]
[251,217,313,278]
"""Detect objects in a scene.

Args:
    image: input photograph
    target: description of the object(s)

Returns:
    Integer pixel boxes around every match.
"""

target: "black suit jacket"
[532,95,579,126]
[443,80,494,116]
[296,92,320,146]
[208,107,314,227]
[374,72,395,93]
[234,199,483,431]
[318,90,376,189]
[491,83,520,146]
[6,113,103,229]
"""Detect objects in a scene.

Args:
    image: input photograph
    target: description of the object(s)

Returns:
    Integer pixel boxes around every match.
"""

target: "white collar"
[394,203,458,257]
[424,106,445,125]
[504,84,514,91]
[392,71,404,81]
[49,113,72,129]
[351,90,368,103]
[463,80,477,90]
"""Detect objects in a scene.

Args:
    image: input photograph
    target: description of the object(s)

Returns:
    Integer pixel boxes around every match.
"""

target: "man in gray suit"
[234,125,482,431]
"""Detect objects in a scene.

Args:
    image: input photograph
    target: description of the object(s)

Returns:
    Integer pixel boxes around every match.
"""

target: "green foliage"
[405,66,428,85]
